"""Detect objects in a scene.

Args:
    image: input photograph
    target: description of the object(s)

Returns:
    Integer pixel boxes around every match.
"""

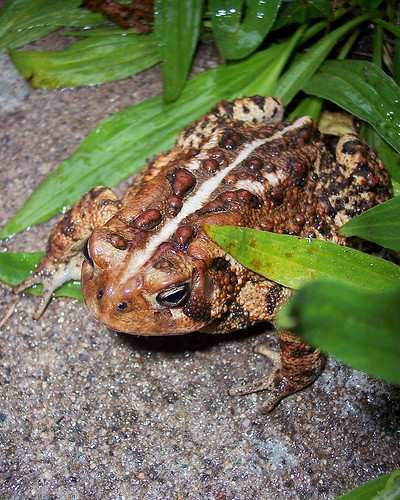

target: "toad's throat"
[117,116,310,282]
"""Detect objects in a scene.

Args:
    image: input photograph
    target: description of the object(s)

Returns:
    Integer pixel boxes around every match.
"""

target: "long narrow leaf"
[0,0,46,42]
[0,44,287,238]
[61,27,140,37]
[339,197,400,251]
[288,96,323,122]
[204,226,400,291]
[372,17,400,38]
[274,13,372,104]
[9,32,161,88]
[394,15,400,86]
[302,60,400,153]
[0,0,105,53]
[154,0,204,102]
[277,280,400,386]
[244,24,307,96]
[209,0,281,60]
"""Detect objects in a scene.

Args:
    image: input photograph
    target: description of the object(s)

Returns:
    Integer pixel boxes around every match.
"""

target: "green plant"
[0,3,399,495]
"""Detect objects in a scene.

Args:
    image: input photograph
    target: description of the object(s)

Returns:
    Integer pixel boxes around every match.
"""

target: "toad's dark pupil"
[156,283,190,307]
[164,289,185,303]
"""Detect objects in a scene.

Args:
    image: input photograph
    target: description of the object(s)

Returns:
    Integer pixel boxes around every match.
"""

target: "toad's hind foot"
[229,331,323,413]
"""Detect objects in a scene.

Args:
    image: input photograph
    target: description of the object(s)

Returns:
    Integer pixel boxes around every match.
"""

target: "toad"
[14,96,392,412]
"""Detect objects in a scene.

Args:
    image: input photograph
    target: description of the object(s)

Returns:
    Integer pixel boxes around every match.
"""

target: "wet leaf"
[0,252,82,300]
[273,0,331,30]
[203,226,400,291]
[209,0,281,60]
[154,0,204,101]
[9,31,160,88]
[0,0,105,53]
[277,280,400,386]
[303,60,400,153]
[339,197,400,251]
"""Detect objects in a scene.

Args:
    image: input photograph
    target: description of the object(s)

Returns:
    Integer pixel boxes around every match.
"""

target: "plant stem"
[372,23,383,68]
[337,29,360,60]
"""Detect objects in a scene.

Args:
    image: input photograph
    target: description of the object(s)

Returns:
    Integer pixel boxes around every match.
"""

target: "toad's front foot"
[13,186,121,318]
[229,331,323,413]
[13,253,83,319]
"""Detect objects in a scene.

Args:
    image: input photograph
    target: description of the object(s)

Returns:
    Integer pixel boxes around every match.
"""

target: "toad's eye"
[156,283,190,307]
[83,239,94,267]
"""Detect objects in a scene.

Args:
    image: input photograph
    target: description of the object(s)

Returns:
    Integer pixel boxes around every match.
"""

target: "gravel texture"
[0,31,399,500]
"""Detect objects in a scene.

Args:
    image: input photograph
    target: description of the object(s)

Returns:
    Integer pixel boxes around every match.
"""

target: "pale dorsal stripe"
[235,179,265,198]
[122,116,309,279]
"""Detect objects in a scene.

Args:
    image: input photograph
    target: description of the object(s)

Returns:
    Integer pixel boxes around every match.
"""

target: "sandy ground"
[0,30,399,500]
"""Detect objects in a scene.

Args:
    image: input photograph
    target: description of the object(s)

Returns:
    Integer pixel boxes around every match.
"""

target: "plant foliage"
[337,467,400,499]
[1,2,399,494]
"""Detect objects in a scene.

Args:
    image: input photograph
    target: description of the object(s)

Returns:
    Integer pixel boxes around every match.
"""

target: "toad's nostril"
[108,233,129,250]
[117,301,128,312]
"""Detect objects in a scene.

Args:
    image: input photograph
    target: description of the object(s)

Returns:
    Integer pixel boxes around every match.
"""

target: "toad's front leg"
[14,186,121,318]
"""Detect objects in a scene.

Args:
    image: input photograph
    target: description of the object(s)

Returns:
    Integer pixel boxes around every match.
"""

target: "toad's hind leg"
[14,186,121,318]
[229,330,323,413]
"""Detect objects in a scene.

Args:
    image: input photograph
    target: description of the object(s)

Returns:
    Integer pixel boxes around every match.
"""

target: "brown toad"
[14,96,392,412]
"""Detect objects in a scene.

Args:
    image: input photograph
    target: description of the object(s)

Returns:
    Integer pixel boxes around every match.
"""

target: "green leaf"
[9,32,161,88]
[273,0,331,30]
[0,0,105,53]
[288,95,323,122]
[339,197,400,251]
[336,468,400,499]
[154,0,204,102]
[61,27,141,37]
[209,0,281,60]
[0,43,291,238]
[372,17,400,39]
[277,280,400,386]
[302,60,400,153]
[243,24,307,97]
[203,226,400,291]
[394,15,400,86]
[393,181,400,197]
[0,251,43,285]
[274,13,372,105]
[359,0,385,12]
[0,252,82,300]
